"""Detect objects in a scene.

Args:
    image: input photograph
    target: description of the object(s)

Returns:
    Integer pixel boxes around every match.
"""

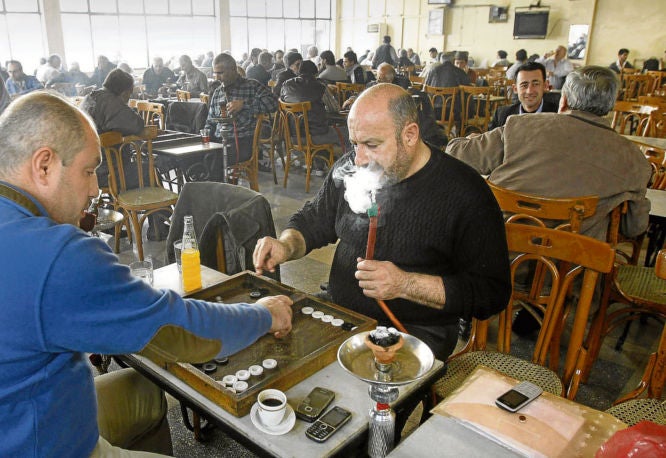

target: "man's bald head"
[352,83,419,141]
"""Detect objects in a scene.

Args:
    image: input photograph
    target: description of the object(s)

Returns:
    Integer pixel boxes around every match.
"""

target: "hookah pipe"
[365,196,408,334]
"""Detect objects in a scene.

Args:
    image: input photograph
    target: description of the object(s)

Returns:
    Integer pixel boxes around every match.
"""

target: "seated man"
[142,57,175,97]
[90,55,117,88]
[273,51,302,97]
[0,91,293,457]
[206,53,278,177]
[177,54,208,97]
[246,51,273,87]
[488,62,558,130]
[609,48,634,74]
[318,50,348,83]
[5,60,43,97]
[447,65,651,242]
[343,51,368,85]
[254,84,511,361]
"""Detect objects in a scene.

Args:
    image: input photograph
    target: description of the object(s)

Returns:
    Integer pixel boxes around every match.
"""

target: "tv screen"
[513,10,549,39]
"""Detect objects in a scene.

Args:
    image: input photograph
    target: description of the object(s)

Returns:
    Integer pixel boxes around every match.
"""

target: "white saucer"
[250,403,296,435]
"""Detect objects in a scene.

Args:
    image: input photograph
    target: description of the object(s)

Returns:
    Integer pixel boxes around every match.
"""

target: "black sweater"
[287,149,511,328]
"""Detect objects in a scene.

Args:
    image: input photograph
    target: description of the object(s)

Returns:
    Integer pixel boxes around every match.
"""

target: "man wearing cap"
[488,62,558,130]
[273,51,302,97]
[454,51,477,86]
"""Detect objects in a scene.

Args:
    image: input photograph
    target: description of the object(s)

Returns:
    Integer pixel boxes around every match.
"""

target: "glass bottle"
[181,215,202,291]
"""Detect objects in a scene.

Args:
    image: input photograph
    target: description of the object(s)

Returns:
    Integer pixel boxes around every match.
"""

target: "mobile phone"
[495,381,543,413]
[296,387,335,422]
[305,406,352,442]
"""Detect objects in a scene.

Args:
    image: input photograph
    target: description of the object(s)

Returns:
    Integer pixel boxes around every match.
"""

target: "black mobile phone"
[305,406,352,443]
[495,381,543,413]
[296,387,335,422]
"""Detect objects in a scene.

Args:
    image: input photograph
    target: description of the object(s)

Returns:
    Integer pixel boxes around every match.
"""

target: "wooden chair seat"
[606,399,666,426]
[117,187,181,208]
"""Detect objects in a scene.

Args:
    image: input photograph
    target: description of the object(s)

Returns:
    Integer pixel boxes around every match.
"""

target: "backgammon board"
[167,271,376,417]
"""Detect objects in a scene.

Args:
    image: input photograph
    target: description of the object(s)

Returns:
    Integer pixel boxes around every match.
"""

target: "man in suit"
[609,48,634,74]
[488,62,558,130]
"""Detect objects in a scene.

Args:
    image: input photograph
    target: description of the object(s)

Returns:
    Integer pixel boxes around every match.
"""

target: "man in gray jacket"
[446,65,651,242]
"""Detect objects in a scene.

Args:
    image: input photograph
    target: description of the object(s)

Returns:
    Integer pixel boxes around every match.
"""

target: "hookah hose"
[365,202,409,334]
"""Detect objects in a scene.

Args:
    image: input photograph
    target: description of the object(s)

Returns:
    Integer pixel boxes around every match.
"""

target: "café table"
[389,366,626,458]
[623,134,666,151]
[120,263,446,457]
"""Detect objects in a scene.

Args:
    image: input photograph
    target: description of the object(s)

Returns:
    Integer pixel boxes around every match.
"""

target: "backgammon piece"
[249,365,264,376]
[214,357,229,365]
[331,318,344,327]
[311,311,324,319]
[262,358,277,370]
[321,314,333,323]
[301,306,314,315]
[342,322,356,331]
[222,375,237,386]
[233,381,248,392]
[215,296,223,302]
[249,290,262,299]
[235,369,250,381]
[202,363,217,373]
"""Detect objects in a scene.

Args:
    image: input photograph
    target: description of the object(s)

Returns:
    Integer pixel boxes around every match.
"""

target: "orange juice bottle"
[181,215,202,291]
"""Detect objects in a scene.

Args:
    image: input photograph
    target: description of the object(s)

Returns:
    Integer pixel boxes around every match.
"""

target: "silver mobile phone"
[305,406,352,442]
[495,381,543,413]
[296,387,335,422]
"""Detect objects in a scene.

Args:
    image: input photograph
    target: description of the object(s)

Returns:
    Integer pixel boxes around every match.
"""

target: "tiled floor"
[107,164,662,457]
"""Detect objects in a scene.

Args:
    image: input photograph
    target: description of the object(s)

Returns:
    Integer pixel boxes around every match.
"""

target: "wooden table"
[623,135,666,151]
[122,264,446,457]
[153,136,227,189]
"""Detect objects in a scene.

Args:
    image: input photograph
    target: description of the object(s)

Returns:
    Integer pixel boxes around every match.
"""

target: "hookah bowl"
[337,331,434,458]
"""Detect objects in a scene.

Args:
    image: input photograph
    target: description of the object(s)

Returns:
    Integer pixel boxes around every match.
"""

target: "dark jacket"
[488,99,559,130]
[81,89,144,136]
[246,65,271,87]
[165,182,280,281]
[372,43,397,68]
[273,68,296,97]
[280,75,329,136]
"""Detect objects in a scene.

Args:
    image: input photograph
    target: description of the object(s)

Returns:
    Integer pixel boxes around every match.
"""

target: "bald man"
[537,45,574,90]
[253,84,510,360]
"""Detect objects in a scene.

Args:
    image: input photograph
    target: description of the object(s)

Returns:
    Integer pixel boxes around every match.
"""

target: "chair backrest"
[622,74,654,101]
[487,181,598,233]
[228,113,265,191]
[409,74,424,90]
[610,101,658,135]
[459,85,492,136]
[199,93,209,105]
[423,85,457,136]
[640,109,666,138]
[136,101,166,130]
[100,125,160,198]
[487,76,514,103]
[176,89,191,102]
[279,99,323,152]
[335,82,365,107]
[503,223,615,398]
[646,70,665,95]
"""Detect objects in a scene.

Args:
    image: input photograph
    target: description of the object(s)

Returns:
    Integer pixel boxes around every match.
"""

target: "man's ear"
[558,93,568,113]
[402,122,420,147]
[31,147,58,186]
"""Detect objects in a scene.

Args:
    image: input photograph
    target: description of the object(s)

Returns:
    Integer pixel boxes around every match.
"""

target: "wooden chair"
[646,70,666,95]
[101,125,178,261]
[459,85,493,136]
[176,89,191,102]
[605,321,666,426]
[488,66,507,78]
[621,74,654,101]
[128,99,139,109]
[640,109,666,138]
[136,101,166,130]
[279,100,335,193]
[259,111,285,185]
[227,114,263,192]
[335,82,365,107]
[199,93,209,105]
[409,74,424,90]
[433,223,615,401]
[423,85,457,138]
[487,76,514,105]
[610,101,658,135]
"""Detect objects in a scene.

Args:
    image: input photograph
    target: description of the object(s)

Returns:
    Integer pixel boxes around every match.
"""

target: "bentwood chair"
[101,125,179,261]
[335,82,365,107]
[227,113,264,192]
[610,101,658,135]
[423,85,457,138]
[259,111,285,185]
[459,85,492,136]
[136,101,166,130]
[621,74,654,101]
[646,71,666,95]
[176,89,191,102]
[409,74,424,90]
[433,223,615,402]
[279,100,336,193]
[605,322,666,426]
[199,93,209,105]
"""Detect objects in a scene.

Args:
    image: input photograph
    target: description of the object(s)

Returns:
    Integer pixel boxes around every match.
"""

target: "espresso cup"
[257,389,287,427]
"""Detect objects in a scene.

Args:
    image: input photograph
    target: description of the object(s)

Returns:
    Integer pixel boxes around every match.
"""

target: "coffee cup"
[257,389,287,427]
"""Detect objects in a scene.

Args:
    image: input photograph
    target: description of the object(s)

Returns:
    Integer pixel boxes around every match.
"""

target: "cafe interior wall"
[335,0,665,68]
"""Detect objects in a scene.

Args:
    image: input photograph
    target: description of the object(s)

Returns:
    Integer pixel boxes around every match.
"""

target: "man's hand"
[253,236,290,275]
[355,258,407,300]
[256,295,293,338]
[226,99,244,115]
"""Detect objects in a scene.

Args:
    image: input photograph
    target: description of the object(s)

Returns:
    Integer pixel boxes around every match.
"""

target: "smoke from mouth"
[332,158,386,214]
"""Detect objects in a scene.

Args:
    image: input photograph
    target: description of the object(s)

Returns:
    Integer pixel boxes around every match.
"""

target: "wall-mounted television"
[513,10,549,39]
[428,0,452,5]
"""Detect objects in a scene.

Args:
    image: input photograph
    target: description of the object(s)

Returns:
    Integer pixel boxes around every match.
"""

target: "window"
[229,0,333,61]
[0,3,45,71]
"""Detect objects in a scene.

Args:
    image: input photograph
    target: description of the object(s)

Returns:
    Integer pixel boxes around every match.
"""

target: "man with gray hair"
[0,92,293,456]
[246,50,273,87]
[446,65,650,242]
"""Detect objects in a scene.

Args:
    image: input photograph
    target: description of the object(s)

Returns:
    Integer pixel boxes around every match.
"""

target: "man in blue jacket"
[0,91,293,456]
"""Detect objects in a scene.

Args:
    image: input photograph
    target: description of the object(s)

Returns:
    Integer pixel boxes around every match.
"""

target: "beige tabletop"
[623,135,666,150]
[153,263,227,295]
